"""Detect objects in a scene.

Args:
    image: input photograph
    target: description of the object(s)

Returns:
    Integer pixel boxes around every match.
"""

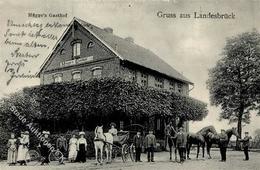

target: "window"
[177,83,183,94]
[87,41,95,48]
[53,73,62,83]
[119,121,124,130]
[129,70,137,82]
[169,81,175,91]
[140,73,148,87]
[155,77,164,88]
[72,71,81,81]
[71,39,82,58]
[73,43,81,58]
[92,67,102,78]
[156,119,161,130]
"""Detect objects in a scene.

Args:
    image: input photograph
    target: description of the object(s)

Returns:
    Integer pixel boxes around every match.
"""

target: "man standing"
[219,129,228,162]
[133,131,143,162]
[239,132,252,161]
[40,131,51,165]
[165,121,176,160]
[176,127,187,163]
[56,134,67,164]
[145,129,156,162]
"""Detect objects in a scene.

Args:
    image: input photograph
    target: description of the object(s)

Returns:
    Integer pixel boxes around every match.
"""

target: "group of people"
[132,125,187,163]
[7,131,29,166]
[133,129,157,162]
[165,121,252,163]
[6,122,252,166]
[219,129,252,162]
[6,130,88,166]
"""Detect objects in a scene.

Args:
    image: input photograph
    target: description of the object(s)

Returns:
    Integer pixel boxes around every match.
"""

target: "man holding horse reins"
[165,121,177,161]
[219,129,228,162]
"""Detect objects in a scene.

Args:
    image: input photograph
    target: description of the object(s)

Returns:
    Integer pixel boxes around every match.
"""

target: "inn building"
[37,17,193,135]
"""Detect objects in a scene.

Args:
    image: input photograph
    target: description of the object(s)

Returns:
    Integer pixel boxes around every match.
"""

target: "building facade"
[37,17,193,134]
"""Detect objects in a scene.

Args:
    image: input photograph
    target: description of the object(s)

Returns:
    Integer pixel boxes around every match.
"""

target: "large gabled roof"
[37,17,193,85]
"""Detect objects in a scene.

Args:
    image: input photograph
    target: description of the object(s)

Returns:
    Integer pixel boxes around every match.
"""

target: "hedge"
[0,77,208,159]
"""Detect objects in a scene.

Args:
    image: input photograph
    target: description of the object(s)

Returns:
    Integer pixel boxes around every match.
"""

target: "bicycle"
[25,145,64,166]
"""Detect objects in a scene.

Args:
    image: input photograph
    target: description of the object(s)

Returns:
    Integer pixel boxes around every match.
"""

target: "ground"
[1,149,259,170]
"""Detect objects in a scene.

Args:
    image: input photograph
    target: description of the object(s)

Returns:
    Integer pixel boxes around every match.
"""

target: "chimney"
[103,27,113,34]
[125,37,134,43]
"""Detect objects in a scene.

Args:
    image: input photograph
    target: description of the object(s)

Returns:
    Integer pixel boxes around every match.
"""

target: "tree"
[207,30,260,148]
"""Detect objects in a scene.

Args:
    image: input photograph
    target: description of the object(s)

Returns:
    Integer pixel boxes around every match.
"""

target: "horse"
[94,126,113,165]
[165,124,178,161]
[205,127,240,159]
[186,125,217,159]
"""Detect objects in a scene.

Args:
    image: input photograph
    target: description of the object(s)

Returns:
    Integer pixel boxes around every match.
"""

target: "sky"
[0,0,260,136]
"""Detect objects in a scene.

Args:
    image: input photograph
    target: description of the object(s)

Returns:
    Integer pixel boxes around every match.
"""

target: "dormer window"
[71,39,82,59]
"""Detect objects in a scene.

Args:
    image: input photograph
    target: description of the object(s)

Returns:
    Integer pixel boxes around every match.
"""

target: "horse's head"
[95,126,104,138]
[226,127,240,139]
[207,132,215,139]
[197,125,217,137]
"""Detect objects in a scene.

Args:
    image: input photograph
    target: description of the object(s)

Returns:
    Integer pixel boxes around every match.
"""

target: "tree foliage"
[207,30,260,138]
[0,77,208,132]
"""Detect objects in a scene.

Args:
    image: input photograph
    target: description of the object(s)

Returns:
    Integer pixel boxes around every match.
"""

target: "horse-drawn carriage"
[94,124,146,164]
[110,131,136,162]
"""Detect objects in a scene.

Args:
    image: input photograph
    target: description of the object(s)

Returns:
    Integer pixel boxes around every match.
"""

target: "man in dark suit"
[176,127,187,163]
[219,129,228,162]
[239,132,252,161]
[133,131,143,162]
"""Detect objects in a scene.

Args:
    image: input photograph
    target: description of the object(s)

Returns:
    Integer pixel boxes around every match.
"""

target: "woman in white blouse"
[76,132,87,163]
[68,134,78,162]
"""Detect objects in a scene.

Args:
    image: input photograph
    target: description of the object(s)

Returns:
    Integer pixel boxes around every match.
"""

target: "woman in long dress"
[17,131,29,166]
[7,133,17,166]
[68,134,78,162]
[76,132,87,163]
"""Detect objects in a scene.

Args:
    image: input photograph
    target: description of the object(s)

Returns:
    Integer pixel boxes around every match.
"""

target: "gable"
[38,18,193,85]
[41,21,117,72]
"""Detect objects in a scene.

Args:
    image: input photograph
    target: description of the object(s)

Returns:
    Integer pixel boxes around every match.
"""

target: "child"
[145,129,156,162]
[7,133,17,166]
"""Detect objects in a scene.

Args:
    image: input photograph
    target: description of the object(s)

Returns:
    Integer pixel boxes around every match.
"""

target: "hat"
[79,131,85,135]
[178,127,184,131]
[42,131,50,135]
[24,131,29,135]
[110,122,116,127]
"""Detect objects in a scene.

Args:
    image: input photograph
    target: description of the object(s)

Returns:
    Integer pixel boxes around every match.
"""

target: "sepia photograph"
[0,0,260,169]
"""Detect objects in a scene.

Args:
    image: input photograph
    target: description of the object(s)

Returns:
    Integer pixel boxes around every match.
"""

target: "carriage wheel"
[25,150,41,166]
[129,143,136,162]
[48,150,64,165]
[121,144,130,162]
